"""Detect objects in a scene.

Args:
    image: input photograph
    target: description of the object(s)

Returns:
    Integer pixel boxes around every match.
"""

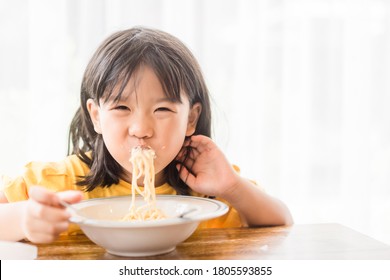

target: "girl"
[0,27,293,243]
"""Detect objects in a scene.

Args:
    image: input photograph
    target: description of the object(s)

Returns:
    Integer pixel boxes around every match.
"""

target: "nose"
[128,114,153,139]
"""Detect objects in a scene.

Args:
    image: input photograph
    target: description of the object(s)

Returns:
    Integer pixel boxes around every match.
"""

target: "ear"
[86,99,102,134]
[186,103,202,136]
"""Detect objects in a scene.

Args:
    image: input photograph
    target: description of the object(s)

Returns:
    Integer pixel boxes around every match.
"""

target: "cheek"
[100,119,130,159]
[100,113,127,138]
[162,117,188,145]
[153,121,188,171]
[101,122,122,146]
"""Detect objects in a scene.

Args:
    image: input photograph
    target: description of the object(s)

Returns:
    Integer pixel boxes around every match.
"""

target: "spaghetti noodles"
[122,146,166,221]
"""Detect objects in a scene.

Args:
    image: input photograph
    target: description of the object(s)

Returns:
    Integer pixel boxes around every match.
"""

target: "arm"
[0,187,83,243]
[176,135,293,227]
[221,176,293,226]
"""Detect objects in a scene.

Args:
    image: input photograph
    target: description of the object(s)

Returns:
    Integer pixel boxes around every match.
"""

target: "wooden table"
[30,223,390,260]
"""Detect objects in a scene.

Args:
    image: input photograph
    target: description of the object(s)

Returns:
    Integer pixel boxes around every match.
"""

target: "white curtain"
[1,0,390,244]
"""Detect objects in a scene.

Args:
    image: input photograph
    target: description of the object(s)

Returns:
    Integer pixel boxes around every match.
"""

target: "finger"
[188,134,211,145]
[182,138,192,147]
[25,224,66,244]
[176,164,196,187]
[180,156,196,172]
[57,190,83,205]
[176,146,200,163]
[28,198,70,223]
[176,148,198,171]
[23,216,69,243]
[29,186,60,207]
[26,217,69,237]
[176,146,189,161]
[25,231,58,244]
[186,136,215,153]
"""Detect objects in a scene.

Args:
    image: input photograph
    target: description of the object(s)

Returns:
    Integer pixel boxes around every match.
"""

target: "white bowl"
[70,195,228,257]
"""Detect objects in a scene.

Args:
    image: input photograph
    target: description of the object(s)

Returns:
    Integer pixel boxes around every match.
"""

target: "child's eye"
[155,107,174,112]
[114,105,130,111]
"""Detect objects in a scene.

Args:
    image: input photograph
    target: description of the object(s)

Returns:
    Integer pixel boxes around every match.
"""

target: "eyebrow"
[155,97,179,103]
[103,95,181,105]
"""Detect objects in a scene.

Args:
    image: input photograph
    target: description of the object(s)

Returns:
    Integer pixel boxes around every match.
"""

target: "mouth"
[130,145,156,159]
[132,145,154,154]
[134,145,152,151]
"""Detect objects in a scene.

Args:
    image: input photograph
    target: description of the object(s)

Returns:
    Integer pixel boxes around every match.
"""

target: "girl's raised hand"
[22,186,83,243]
[176,135,240,198]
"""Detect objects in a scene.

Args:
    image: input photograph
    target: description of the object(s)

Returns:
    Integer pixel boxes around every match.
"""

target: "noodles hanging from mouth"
[121,146,166,221]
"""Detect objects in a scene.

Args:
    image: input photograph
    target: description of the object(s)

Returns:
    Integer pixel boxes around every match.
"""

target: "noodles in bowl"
[122,146,165,221]
[68,146,228,256]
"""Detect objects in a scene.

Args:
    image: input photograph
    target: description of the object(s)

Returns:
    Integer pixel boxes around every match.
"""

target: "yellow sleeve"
[2,161,73,202]
[197,197,243,229]
[1,175,29,202]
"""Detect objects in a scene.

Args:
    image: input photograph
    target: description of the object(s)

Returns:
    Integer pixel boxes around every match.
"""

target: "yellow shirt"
[2,154,242,235]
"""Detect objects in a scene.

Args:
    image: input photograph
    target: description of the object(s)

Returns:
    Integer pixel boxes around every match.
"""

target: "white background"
[1,0,390,246]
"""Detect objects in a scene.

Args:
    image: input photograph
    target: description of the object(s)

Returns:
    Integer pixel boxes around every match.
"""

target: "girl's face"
[87,66,201,186]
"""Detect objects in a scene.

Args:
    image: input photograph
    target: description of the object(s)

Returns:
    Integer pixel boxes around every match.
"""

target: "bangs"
[98,48,185,106]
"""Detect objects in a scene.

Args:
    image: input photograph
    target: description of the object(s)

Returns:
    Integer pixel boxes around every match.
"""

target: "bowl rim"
[69,195,229,228]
